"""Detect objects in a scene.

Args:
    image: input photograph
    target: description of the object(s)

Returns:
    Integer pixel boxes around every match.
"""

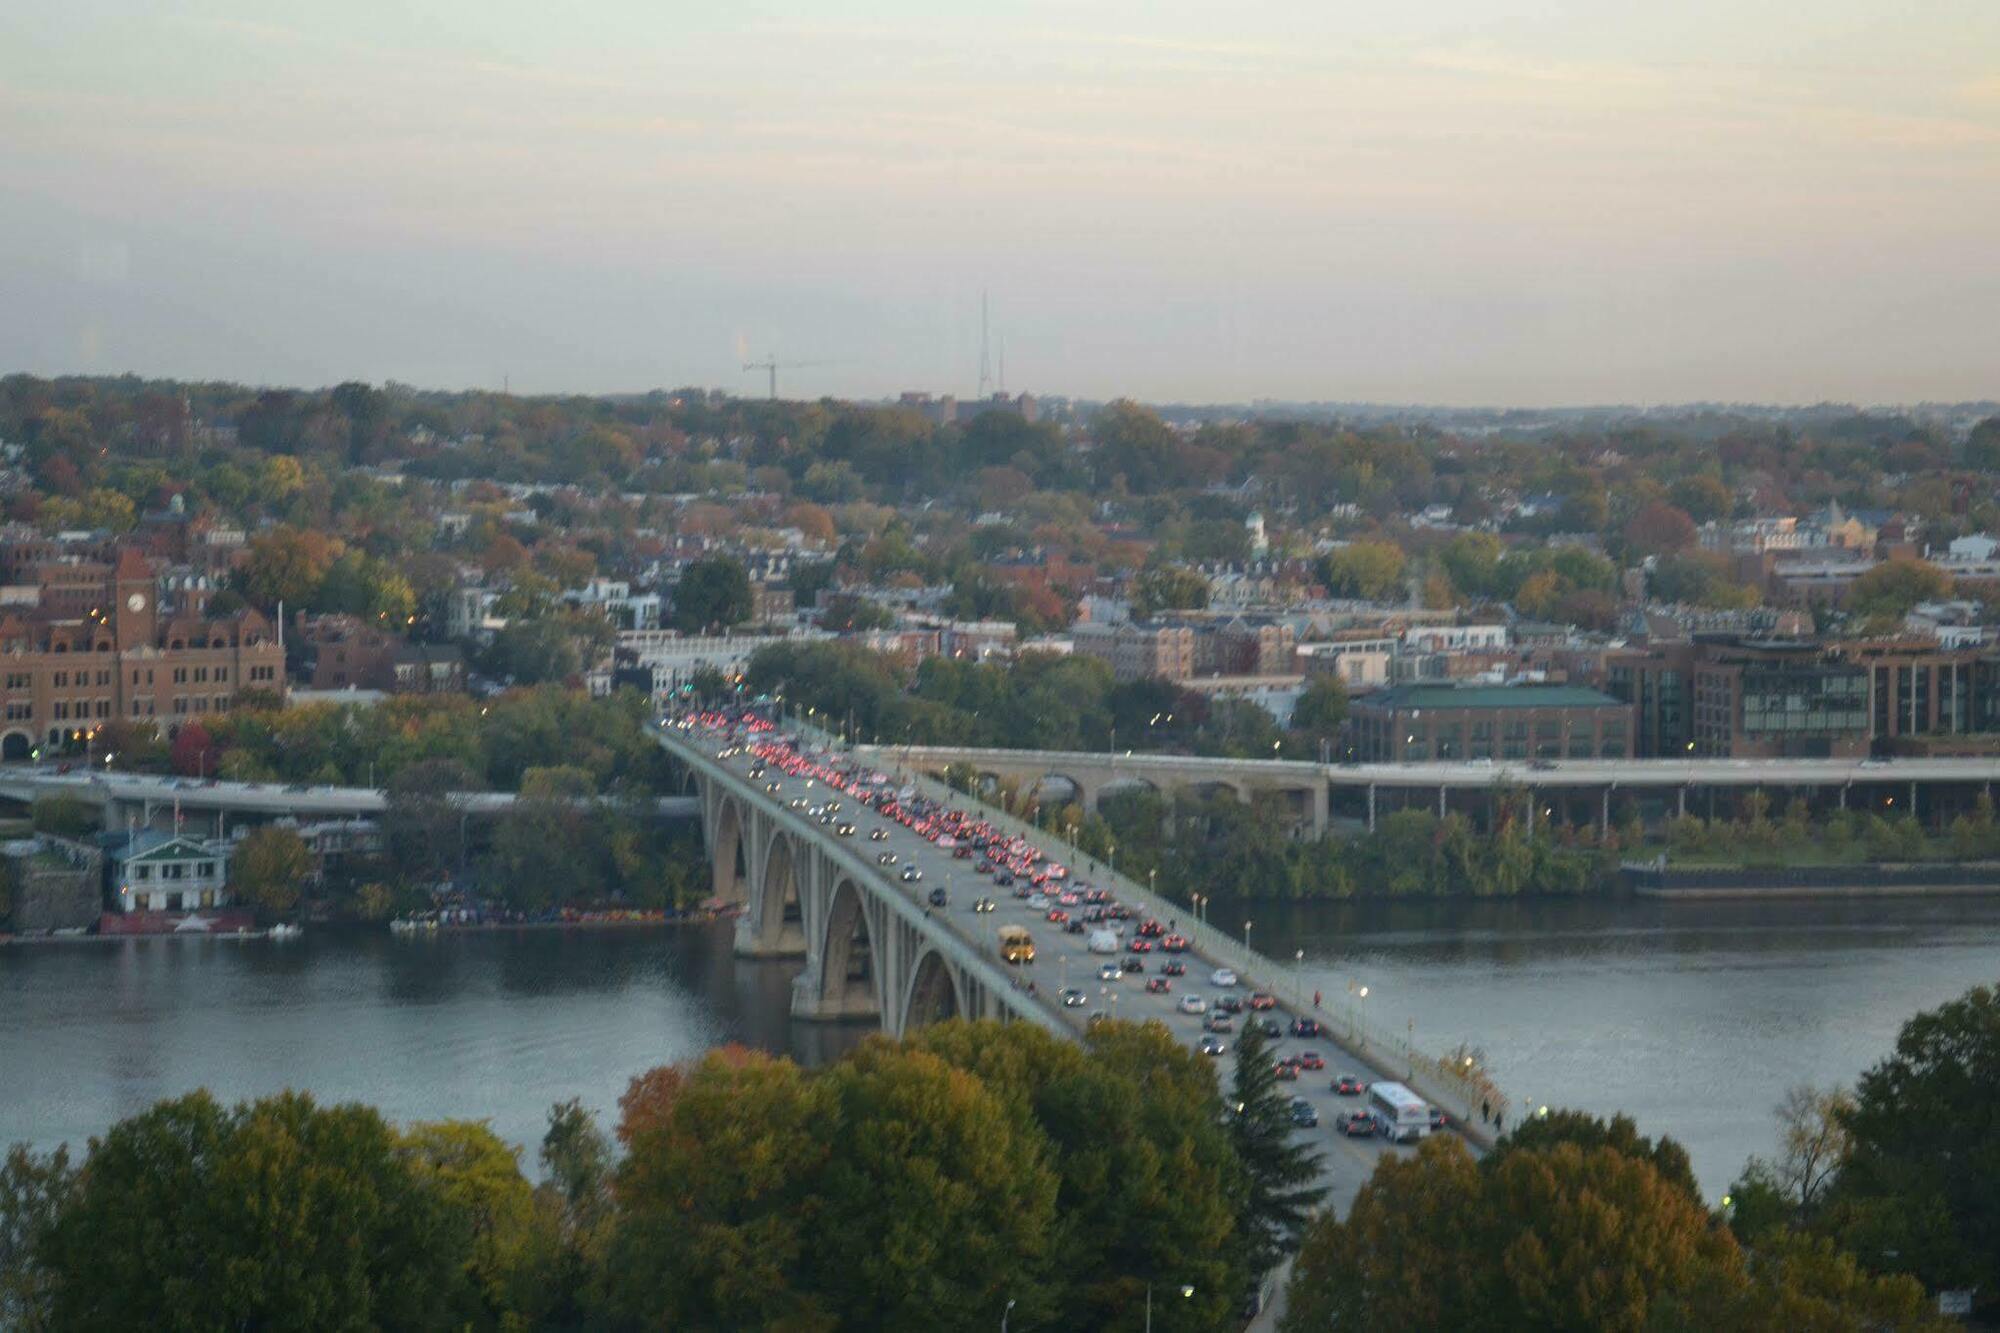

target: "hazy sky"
[3,1,1997,406]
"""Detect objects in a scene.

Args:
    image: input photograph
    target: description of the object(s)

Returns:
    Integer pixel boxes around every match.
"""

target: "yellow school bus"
[998,925,1035,965]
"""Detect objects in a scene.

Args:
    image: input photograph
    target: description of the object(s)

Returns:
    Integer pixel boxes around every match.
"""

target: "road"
[687,716,1436,1232]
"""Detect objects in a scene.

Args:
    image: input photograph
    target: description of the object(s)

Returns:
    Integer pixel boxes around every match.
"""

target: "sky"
[2,1,1997,407]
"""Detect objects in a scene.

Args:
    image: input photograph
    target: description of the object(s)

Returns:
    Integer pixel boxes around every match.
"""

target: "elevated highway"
[862,745,2000,835]
[0,767,699,830]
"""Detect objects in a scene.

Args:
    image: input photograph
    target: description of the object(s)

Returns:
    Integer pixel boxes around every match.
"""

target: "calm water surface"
[4,897,1996,1195]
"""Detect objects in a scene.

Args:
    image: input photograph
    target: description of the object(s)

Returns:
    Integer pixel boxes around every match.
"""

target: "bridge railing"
[856,736,1507,1142]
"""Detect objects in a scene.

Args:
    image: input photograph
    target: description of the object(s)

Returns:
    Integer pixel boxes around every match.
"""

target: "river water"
[4,896,1996,1195]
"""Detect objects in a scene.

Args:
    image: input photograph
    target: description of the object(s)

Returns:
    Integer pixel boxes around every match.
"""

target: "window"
[135,864,151,881]
[52,671,67,688]
[172,667,187,684]
[194,667,208,683]
[4,703,28,720]
[4,672,28,690]
[52,702,67,721]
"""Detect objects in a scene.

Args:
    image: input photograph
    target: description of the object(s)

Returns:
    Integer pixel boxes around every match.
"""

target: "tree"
[1670,474,1733,523]
[229,825,311,917]
[1318,541,1405,600]
[1965,416,2000,471]
[806,1041,1062,1330]
[482,617,585,685]
[1284,1136,1739,1331]
[38,1090,481,1329]
[240,525,342,610]
[1132,564,1211,615]
[398,1119,538,1320]
[672,555,753,632]
[1825,981,2000,1302]
[487,766,601,911]
[1847,560,1950,621]
[1730,1085,1852,1238]
[0,1144,73,1330]
[1624,500,1698,556]
[604,1049,840,1330]
[1229,1015,1326,1279]
[383,758,480,881]
[1490,1107,1699,1201]
[1290,675,1348,745]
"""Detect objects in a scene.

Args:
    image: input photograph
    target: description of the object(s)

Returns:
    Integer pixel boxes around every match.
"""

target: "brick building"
[1072,621,1196,683]
[0,548,284,758]
[1349,684,1632,763]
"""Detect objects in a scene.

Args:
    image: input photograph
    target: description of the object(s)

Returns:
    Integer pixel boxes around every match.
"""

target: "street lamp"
[1002,1297,1016,1332]
[1244,919,1254,955]
[1145,1282,1194,1332]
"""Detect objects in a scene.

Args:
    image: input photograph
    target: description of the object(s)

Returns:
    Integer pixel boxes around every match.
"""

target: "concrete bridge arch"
[902,946,965,1032]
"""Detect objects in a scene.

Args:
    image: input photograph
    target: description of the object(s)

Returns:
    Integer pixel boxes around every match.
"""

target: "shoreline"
[2,908,738,947]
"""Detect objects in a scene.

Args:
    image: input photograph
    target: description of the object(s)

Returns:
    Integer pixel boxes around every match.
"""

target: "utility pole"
[977,290,991,399]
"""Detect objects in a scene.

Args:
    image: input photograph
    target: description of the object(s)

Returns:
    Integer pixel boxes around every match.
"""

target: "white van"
[1367,1081,1430,1143]
[1087,928,1119,955]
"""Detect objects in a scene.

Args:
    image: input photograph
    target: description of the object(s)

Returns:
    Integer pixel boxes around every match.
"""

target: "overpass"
[0,768,699,832]
[860,745,2000,835]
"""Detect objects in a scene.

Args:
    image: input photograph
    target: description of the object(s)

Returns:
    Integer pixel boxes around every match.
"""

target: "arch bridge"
[659,729,1066,1039]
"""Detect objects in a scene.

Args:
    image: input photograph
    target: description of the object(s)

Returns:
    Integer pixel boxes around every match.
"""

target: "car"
[1249,992,1276,1011]
[1289,1099,1320,1128]
[973,897,995,913]
[1065,919,1087,934]
[976,861,996,875]
[1295,1050,1325,1071]
[901,866,923,883]
[1137,919,1164,937]
[1161,959,1186,977]
[1161,934,1188,953]
[1026,894,1050,910]
[870,828,890,841]
[1046,909,1069,924]
[1256,1017,1284,1038]
[1291,1017,1322,1038]
[1339,1110,1375,1137]
[788,797,811,811]
[1198,1035,1227,1057]
[1273,1060,1299,1081]
[1428,1106,1448,1132]
[764,780,782,794]
[1128,938,1153,953]
[1210,968,1238,988]
[1204,1012,1233,1033]
[1122,955,1145,973]
[1215,995,1244,1014]
[927,885,947,906]
[877,851,899,865]
[1333,1074,1366,1096]
[1098,963,1123,982]
[994,872,1015,887]
[1177,994,1207,1015]
[835,822,856,836]
[1060,987,1087,1008]
[1144,977,1170,995]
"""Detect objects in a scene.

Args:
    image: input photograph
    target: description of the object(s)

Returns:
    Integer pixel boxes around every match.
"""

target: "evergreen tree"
[1228,1015,1326,1278]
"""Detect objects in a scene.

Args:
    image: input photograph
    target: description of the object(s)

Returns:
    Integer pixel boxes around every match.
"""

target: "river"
[4,895,1996,1196]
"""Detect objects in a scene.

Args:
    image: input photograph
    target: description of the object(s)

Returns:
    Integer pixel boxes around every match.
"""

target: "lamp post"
[1145,1283,1194,1333]
[1148,867,1157,900]
[1001,1297,1016,1332]
[1244,919,1254,956]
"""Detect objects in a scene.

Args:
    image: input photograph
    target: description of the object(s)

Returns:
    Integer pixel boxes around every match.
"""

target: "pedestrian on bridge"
[1313,989,1321,1009]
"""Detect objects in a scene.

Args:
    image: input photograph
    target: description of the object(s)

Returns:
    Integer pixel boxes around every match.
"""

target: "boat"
[267,923,304,940]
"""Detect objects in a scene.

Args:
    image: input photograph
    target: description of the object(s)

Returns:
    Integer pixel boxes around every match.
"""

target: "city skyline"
[2,1,1997,406]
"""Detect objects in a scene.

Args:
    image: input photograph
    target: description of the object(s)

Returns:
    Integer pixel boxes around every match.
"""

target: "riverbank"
[1627,860,2000,900]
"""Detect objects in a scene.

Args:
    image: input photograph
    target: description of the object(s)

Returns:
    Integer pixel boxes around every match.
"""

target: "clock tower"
[112,548,156,649]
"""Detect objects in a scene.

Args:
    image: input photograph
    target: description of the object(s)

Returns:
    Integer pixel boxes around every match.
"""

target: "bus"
[998,925,1035,965]
[1367,1081,1430,1143]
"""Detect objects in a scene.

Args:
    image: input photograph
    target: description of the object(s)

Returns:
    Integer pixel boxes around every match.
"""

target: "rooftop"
[1358,684,1624,711]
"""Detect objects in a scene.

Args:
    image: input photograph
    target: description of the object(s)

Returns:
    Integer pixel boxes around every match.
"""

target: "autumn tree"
[1623,500,1699,556]
[1132,563,1211,615]
[1318,540,1406,600]
[239,525,342,610]
[228,825,311,917]
[1847,560,1950,621]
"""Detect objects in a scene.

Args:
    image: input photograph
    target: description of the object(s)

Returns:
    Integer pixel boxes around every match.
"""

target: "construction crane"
[741,354,826,401]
